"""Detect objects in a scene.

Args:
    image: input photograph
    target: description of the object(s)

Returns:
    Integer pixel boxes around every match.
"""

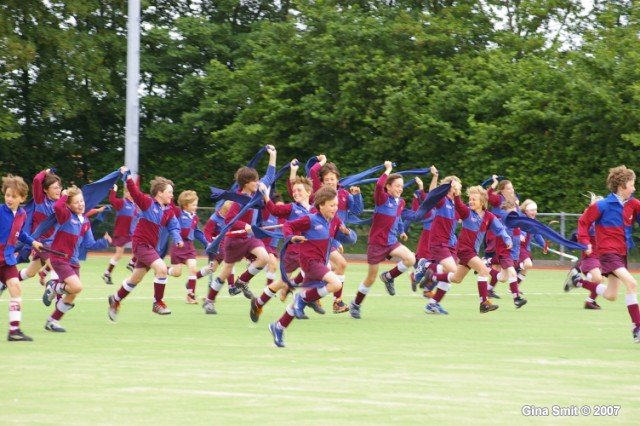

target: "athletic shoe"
[152,301,172,315]
[633,326,640,343]
[514,297,527,308]
[235,279,254,299]
[293,293,308,319]
[424,302,448,315]
[38,270,47,286]
[349,301,361,319]
[308,299,326,315]
[333,298,349,314]
[108,295,120,322]
[126,262,135,272]
[268,322,285,348]
[380,272,396,296]
[563,267,581,292]
[228,285,242,296]
[488,289,501,299]
[7,330,34,341]
[584,301,601,310]
[102,273,113,285]
[185,293,197,304]
[420,266,435,290]
[412,259,428,291]
[250,298,263,323]
[480,300,499,313]
[42,280,57,307]
[44,319,66,332]
[202,298,217,315]
[0,282,6,297]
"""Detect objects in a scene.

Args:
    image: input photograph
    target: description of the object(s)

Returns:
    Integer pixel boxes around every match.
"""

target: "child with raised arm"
[102,182,139,284]
[348,161,416,319]
[167,190,212,304]
[576,166,640,342]
[18,168,62,285]
[107,167,183,321]
[309,155,363,313]
[422,186,512,313]
[41,186,112,332]
[1,175,43,341]
[268,186,351,347]
[201,145,277,315]
[202,201,238,295]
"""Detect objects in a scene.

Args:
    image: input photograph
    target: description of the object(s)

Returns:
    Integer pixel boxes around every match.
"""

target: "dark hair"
[235,167,259,189]
[313,187,338,209]
[43,172,62,191]
[319,163,341,181]
[385,173,403,189]
[271,191,283,204]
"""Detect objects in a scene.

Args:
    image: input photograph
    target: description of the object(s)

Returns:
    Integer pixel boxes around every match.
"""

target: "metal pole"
[124,0,140,177]
[560,211,566,261]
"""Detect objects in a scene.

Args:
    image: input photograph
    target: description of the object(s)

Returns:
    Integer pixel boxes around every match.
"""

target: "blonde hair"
[178,190,198,209]
[520,199,537,213]
[66,185,83,203]
[292,176,313,194]
[218,200,233,217]
[584,191,603,205]
[150,176,174,197]
[607,165,635,193]
[440,175,461,186]
[466,185,488,209]
[2,174,29,198]
[500,199,518,211]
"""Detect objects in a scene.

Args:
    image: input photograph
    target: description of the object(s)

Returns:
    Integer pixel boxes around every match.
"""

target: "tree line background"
[1,0,639,212]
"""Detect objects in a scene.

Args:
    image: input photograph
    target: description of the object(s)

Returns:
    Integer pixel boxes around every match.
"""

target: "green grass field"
[1,256,639,425]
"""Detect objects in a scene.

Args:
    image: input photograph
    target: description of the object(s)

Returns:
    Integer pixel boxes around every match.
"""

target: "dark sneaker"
[333,298,349,314]
[102,273,113,285]
[152,301,171,315]
[584,301,601,310]
[42,280,57,307]
[44,319,66,332]
[235,280,254,299]
[514,297,527,309]
[424,302,449,315]
[633,326,640,343]
[250,298,263,323]
[228,285,242,296]
[349,301,361,319]
[7,330,34,341]
[126,262,135,272]
[0,282,6,297]
[563,267,581,292]
[108,295,120,322]
[488,289,501,299]
[380,272,396,296]
[268,322,285,348]
[293,293,308,319]
[308,299,325,315]
[202,298,217,315]
[480,300,499,313]
[412,258,428,291]
[419,266,435,290]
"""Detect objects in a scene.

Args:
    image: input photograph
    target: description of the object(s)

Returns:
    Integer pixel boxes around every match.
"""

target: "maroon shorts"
[430,244,458,264]
[302,259,330,283]
[132,243,161,270]
[51,259,80,281]
[31,248,50,263]
[170,241,197,265]
[457,249,478,268]
[367,242,401,265]
[112,235,132,247]
[0,263,19,283]
[415,231,431,260]
[223,237,265,263]
[518,247,531,264]
[283,248,300,274]
[579,256,601,274]
[600,253,627,277]
[266,245,279,258]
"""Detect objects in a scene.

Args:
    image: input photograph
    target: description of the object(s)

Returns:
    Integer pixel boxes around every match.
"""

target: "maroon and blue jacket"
[108,190,138,238]
[429,195,465,249]
[126,178,182,248]
[50,195,94,264]
[369,173,405,246]
[0,205,35,266]
[31,169,56,243]
[456,203,511,255]
[578,193,640,255]
[308,162,364,223]
[265,199,314,252]
[283,212,344,274]
[170,206,207,246]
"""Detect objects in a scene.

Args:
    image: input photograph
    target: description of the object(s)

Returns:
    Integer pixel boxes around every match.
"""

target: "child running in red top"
[108,167,184,321]
[268,186,351,347]
[349,161,416,319]
[1,175,43,341]
[201,145,277,314]
[576,166,640,342]
[102,183,139,284]
[167,190,213,304]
